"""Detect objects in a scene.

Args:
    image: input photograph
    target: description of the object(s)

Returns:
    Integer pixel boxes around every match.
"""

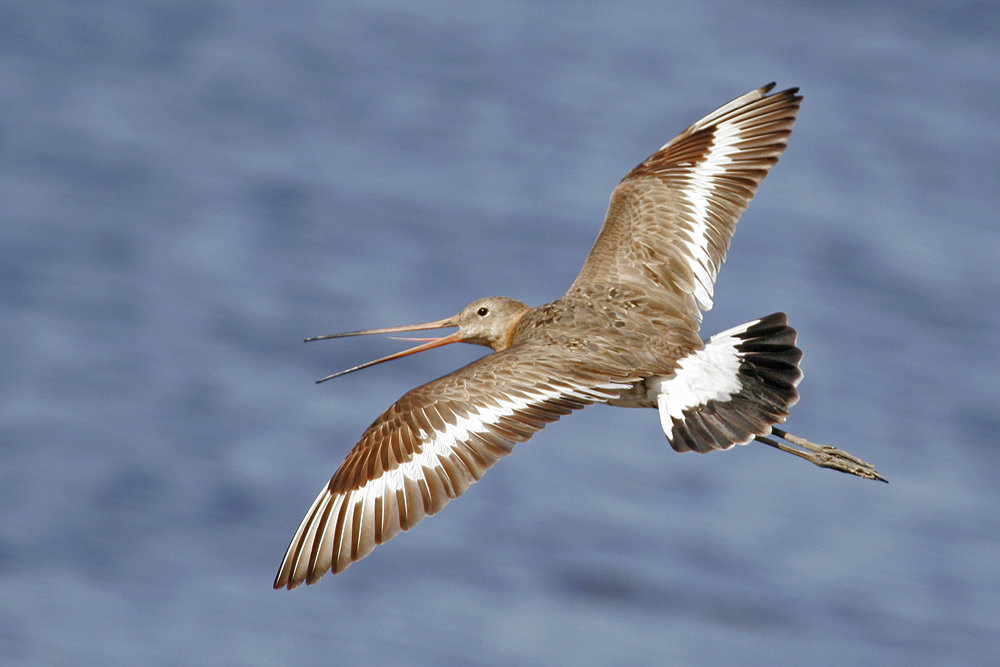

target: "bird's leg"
[754,427,888,483]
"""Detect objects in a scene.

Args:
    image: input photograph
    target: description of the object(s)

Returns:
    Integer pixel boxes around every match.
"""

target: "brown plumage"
[274,83,885,590]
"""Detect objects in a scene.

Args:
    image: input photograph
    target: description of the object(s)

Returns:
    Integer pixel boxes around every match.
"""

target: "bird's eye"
[477,307,489,316]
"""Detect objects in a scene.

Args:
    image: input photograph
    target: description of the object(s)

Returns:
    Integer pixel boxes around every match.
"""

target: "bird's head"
[307,296,530,382]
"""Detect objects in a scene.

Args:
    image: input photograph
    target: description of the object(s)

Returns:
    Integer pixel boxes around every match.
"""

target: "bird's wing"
[569,83,801,318]
[274,345,635,588]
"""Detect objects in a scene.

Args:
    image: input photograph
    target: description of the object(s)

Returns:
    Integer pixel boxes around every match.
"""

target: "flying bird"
[274,83,885,590]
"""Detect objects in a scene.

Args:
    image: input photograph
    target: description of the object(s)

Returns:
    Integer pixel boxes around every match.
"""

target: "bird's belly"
[606,378,661,408]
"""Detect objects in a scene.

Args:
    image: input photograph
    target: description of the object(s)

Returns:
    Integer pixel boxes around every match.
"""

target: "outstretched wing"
[570,83,801,318]
[274,346,634,588]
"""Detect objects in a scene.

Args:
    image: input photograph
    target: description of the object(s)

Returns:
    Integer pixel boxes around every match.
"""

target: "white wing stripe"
[345,381,626,502]
[683,121,746,311]
[290,378,630,579]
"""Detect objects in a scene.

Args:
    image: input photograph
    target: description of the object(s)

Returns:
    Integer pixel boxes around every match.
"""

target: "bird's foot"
[755,427,888,483]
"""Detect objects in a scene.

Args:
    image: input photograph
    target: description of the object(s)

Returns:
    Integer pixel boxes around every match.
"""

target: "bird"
[273,83,885,590]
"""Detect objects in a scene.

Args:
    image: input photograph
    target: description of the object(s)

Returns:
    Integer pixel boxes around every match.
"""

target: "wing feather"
[570,83,801,317]
[274,346,633,588]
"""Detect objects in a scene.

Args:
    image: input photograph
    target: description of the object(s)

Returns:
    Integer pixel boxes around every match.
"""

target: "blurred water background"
[3,1,999,664]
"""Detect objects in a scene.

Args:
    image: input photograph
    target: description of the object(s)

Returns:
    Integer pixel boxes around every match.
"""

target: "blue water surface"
[3,1,999,664]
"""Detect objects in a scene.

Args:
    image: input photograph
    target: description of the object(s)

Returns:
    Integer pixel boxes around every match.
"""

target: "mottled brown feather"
[571,83,801,317]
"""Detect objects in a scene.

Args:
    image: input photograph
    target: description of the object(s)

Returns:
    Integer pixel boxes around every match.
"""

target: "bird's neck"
[492,306,532,352]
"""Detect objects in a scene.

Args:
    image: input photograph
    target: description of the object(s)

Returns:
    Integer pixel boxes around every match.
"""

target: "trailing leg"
[755,427,887,482]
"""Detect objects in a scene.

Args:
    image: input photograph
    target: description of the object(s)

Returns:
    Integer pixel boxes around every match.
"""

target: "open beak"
[306,316,460,383]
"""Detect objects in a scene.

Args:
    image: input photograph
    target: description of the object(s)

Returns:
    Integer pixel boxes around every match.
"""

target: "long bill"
[306,316,460,383]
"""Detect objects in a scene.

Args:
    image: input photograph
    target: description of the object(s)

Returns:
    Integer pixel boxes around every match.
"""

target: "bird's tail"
[653,312,801,453]
[652,313,885,481]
